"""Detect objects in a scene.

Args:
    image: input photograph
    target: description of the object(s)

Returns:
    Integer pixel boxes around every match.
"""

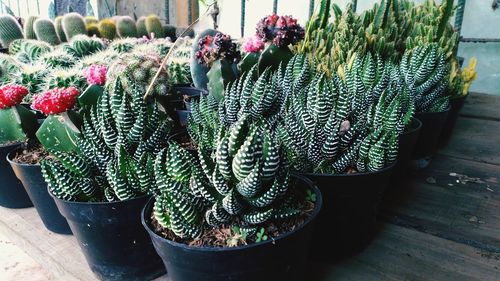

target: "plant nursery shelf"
[0,93,499,281]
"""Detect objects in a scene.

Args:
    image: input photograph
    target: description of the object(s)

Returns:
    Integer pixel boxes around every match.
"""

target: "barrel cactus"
[0,54,22,84]
[136,16,148,37]
[45,69,87,92]
[62,13,87,41]
[13,39,53,64]
[0,15,24,48]
[145,15,165,38]
[24,16,39,40]
[54,16,67,42]
[98,19,117,40]
[162,24,176,40]
[63,35,105,58]
[86,23,100,37]
[40,77,172,202]
[116,16,138,38]
[34,19,61,45]
[39,49,76,69]
[13,64,48,97]
[84,16,98,25]
[0,84,38,143]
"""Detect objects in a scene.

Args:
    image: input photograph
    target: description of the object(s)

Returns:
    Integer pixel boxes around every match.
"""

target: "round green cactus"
[54,16,67,42]
[116,16,137,38]
[86,23,100,37]
[136,16,148,37]
[34,19,61,45]
[162,24,176,40]
[0,15,24,48]
[145,15,165,38]
[63,35,105,58]
[98,19,116,40]
[62,13,87,41]
[84,16,98,25]
[24,16,39,40]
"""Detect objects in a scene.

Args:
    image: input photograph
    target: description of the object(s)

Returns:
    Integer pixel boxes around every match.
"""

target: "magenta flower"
[256,14,305,48]
[84,65,108,86]
[242,36,265,53]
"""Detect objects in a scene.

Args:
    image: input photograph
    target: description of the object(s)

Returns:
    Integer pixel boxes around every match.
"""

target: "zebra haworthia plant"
[40,77,171,202]
[154,117,303,240]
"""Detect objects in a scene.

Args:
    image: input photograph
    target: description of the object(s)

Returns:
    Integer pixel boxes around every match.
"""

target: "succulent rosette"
[195,32,241,67]
[256,14,305,48]
[32,87,79,115]
[84,65,108,86]
[0,84,29,109]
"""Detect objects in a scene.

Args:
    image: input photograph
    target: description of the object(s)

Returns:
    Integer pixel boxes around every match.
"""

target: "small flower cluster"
[242,36,265,53]
[195,32,241,66]
[84,65,108,86]
[32,87,79,115]
[0,85,29,109]
[256,14,305,48]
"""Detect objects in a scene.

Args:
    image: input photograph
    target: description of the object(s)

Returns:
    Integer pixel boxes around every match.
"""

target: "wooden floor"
[0,93,499,281]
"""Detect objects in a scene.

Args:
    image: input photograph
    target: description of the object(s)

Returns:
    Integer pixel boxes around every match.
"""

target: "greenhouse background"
[0,0,499,94]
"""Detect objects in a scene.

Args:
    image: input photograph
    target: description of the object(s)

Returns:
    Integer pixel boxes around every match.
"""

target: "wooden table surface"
[0,93,499,281]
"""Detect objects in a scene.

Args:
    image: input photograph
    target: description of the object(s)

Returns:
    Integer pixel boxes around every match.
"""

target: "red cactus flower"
[256,14,305,48]
[195,32,241,67]
[0,85,29,109]
[84,64,108,86]
[32,87,79,115]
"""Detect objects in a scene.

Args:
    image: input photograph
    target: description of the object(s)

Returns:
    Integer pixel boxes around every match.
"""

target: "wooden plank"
[312,224,500,281]
[439,117,500,165]
[382,155,500,251]
[461,93,500,121]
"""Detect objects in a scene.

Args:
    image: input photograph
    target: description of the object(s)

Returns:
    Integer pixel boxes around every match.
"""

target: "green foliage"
[34,19,61,45]
[62,13,88,41]
[116,16,137,38]
[54,16,67,42]
[24,16,39,40]
[0,14,24,48]
[63,35,105,58]
[98,19,117,40]
[0,106,38,143]
[40,77,172,202]
[136,16,148,37]
[145,15,165,38]
[36,111,82,153]
[12,39,53,64]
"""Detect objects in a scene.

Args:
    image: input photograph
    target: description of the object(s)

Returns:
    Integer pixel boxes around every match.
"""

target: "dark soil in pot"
[142,176,322,281]
[7,145,71,234]
[303,162,396,260]
[0,142,33,208]
[389,118,422,186]
[412,107,450,169]
[439,95,467,148]
[51,194,166,281]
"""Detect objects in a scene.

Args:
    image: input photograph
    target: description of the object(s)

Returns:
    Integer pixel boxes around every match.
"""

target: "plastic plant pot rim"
[415,105,451,116]
[301,159,397,178]
[0,141,24,148]
[142,175,323,253]
[48,187,152,206]
[6,146,41,167]
[404,117,422,136]
[171,86,208,97]
[449,94,468,101]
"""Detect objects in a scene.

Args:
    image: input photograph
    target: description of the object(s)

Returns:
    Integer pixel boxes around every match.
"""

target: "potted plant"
[439,57,477,147]
[0,84,37,208]
[38,76,169,280]
[142,117,322,281]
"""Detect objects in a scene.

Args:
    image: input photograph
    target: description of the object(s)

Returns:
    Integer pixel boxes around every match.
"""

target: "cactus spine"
[34,19,61,45]
[62,13,87,41]
[0,15,24,48]
[145,15,165,38]
[116,16,137,38]
[24,16,39,40]
[98,19,117,40]
[136,16,148,37]
[55,16,67,42]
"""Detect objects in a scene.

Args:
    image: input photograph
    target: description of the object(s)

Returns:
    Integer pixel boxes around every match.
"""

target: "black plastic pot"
[0,142,33,208]
[7,148,71,234]
[171,86,208,127]
[142,176,322,281]
[52,194,166,280]
[389,118,422,185]
[412,107,450,167]
[439,95,467,148]
[303,162,396,259]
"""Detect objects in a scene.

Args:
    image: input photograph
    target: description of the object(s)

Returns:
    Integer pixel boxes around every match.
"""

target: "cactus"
[109,37,140,53]
[136,16,148,37]
[84,16,98,26]
[24,16,39,40]
[34,19,61,45]
[45,69,87,92]
[0,85,38,143]
[63,35,105,58]
[206,60,236,102]
[13,39,53,64]
[133,38,173,57]
[116,16,137,38]
[86,23,100,37]
[14,64,48,97]
[0,15,25,48]
[0,54,22,84]
[162,24,176,40]
[167,61,191,85]
[175,26,195,38]
[54,16,67,42]
[39,49,76,69]
[8,39,24,55]
[145,15,165,38]
[98,19,116,40]
[62,13,87,41]
[40,76,172,202]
